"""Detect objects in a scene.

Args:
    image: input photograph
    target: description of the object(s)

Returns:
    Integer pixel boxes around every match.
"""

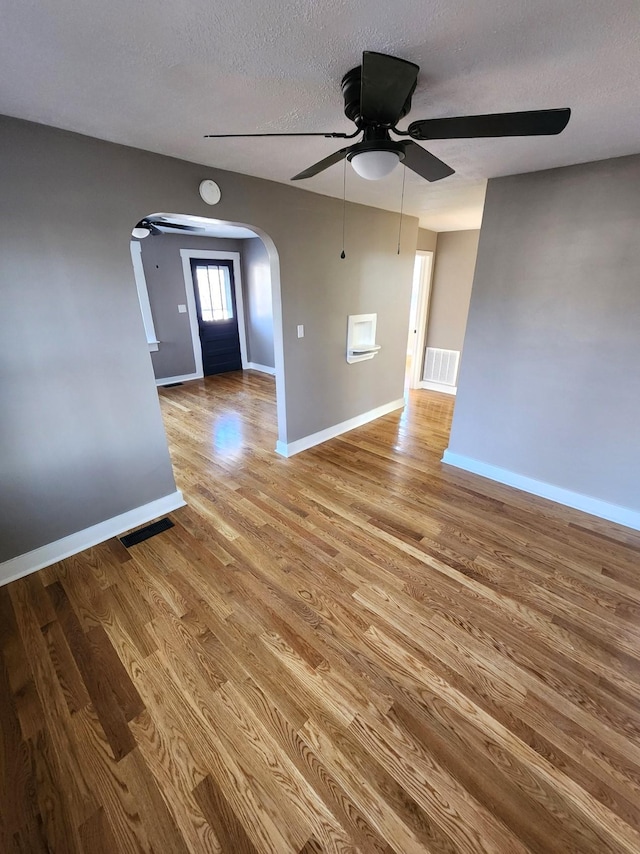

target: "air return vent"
[423,348,460,386]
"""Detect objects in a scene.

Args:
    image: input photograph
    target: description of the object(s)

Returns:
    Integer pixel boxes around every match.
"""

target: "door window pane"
[195,264,233,321]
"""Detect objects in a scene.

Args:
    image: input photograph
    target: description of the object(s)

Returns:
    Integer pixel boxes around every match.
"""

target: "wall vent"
[423,348,460,386]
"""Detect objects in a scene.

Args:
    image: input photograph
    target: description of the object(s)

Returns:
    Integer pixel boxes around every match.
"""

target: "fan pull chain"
[340,157,347,259]
[397,167,406,255]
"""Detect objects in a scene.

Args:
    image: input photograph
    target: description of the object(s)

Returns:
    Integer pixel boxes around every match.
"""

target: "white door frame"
[130,241,160,352]
[408,250,434,389]
[179,249,249,381]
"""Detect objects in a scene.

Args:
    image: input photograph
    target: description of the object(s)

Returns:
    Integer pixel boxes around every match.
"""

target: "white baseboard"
[419,380,457,395]
[246,362,276,376]
[0,490,186,587]
[276,398,405,458]
[442,450,640,532]
[155,372,203,387]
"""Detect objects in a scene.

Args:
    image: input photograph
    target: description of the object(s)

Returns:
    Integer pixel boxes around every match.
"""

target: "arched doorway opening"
[129,212,285,451]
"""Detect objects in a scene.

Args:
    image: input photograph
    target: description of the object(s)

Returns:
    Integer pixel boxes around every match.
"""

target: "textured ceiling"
[2,0,639,231]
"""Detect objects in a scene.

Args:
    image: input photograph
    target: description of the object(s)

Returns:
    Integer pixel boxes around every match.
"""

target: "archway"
[129,212,285,450]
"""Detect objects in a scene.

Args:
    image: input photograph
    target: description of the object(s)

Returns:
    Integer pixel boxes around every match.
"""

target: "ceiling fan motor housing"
[341,65,414,127]
[346,128,406,161]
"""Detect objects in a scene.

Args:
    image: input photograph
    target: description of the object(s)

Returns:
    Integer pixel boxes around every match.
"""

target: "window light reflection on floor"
[212,413,244,457]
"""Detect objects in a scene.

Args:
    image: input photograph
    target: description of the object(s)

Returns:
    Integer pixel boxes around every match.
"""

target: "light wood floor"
[3,371,640,853]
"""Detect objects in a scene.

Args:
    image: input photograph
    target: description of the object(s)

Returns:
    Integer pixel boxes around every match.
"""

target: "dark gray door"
[190,259,242,376]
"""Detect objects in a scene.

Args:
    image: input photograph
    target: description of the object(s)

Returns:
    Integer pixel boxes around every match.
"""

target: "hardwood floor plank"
[10,820,48,854]
[389,700,579,854]
[78,807,120,854]
[19,575,56,629]
[47,582,137,762]
[8,580,99,828]
[191,616,312,733]
[210,679,359,853]
[2,372,640,853]
[0,649,41,851]
[119,748,192,854]
[363,623,640,853]
[233,675,397,854]
[49,551,115,630]
[69,705,152,852]
[131,653,294,854]
[300,715,459,854]
[101,583,157,658]
[347,711,531,854]
[85,625,146,723]
[193,774,262,854]
[42,620,91,716]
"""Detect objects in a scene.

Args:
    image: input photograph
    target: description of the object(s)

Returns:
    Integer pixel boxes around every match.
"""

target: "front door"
[190,259,242,376]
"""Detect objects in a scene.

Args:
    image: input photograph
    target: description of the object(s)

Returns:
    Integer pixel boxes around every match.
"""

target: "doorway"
[405,250,434,388]
[190,258,242,376]
[130,212,287,451]
[179,248,249,380]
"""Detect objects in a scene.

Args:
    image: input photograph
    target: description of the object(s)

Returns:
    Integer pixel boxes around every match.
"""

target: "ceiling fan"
[205,51,570,183]
[132,216,206,239]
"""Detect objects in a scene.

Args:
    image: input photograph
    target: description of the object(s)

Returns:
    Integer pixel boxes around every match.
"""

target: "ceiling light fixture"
[349,150,401,180]
[346,140,405,181]
[199,179,221,205]
[131,223,151,239]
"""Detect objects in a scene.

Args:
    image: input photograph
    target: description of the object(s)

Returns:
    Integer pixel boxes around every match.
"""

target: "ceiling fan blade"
[155,222,202,231]
[408,108,571,140]
[360,52,419,126]
[291,147,351,180]
[401,141,455,181]
[205,131,354,139]
[136,220,159,235]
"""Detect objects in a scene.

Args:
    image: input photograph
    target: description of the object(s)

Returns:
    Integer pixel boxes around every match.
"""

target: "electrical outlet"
[297,324,304,338]
[178,304,187,313]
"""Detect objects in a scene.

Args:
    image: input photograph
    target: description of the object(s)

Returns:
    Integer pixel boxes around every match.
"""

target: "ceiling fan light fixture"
[132,223,151,239]
[349,149,401,180]
[205,52,570,185]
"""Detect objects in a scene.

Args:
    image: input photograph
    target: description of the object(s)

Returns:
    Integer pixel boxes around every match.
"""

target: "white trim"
[179,250,204,378]
[155,372,202,386]
[267,247,287,448]
[419,380,457,395]
[408,251,434,389]
[0,490,186,587]
[130,241,159,348]
[441,451,640,532]
[179,249,248,374]
[276,398,405,458]
[246,362,276,376]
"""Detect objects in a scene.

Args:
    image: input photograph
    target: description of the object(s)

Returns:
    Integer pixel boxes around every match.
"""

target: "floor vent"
[423,348,460,386]
[120,517,174,548]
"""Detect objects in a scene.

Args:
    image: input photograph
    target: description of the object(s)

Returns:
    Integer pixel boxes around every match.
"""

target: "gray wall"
[0,125,178,563]
[242,237,274,368]
[0,114,417,563]
[448,154,640,512]
[417,228,438,252]
[139,234,253,380]
[425,230,480,353]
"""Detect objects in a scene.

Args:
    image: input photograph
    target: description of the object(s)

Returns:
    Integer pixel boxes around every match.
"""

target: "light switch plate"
[297,324,304,338]
[178,304,187,313]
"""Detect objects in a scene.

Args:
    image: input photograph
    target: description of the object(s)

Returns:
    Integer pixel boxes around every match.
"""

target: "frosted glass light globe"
[350,150,401,180]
